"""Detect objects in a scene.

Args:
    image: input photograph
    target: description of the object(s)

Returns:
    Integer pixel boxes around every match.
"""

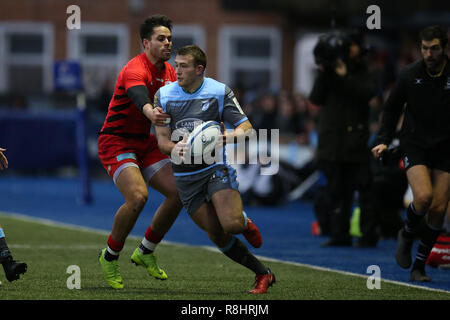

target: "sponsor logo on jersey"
[168,101,187,108]
[201,100,210,111]
[175,118,203,132]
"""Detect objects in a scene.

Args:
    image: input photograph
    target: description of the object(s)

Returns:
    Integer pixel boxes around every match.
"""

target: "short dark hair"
[419,25,448,48]
[176,45,207,70]
[140,14,172,41]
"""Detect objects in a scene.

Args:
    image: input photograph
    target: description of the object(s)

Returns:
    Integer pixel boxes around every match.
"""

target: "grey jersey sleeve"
[222,86,248,127]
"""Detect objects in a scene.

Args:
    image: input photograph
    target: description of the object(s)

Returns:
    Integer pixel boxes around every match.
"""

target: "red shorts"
[98,134,170,184]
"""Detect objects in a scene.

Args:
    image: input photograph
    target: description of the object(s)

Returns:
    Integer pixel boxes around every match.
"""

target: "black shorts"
[402,139,450,173]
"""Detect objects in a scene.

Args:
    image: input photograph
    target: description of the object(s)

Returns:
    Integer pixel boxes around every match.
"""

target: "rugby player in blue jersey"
[153,45,274,294]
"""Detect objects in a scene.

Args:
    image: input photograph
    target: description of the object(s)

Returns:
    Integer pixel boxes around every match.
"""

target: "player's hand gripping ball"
[187,121,221,157]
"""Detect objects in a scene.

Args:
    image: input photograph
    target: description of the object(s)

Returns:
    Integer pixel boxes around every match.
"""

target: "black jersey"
[377,56,450,148]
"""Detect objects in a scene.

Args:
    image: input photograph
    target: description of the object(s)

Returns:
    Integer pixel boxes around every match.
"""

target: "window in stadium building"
[169,25,206,68]
[0,23,54,94]
[293,32,322,97]
[9,34,44,54]
[218,25,281,93]
[66,23,129,99]
[234,38,271,58]
[83,35,118,56]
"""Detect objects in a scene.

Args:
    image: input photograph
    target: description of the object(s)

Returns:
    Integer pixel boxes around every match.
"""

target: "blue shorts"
[174,164,239,216]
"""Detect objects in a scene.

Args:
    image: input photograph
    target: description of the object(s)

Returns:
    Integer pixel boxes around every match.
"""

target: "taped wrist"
[127,85,151,112]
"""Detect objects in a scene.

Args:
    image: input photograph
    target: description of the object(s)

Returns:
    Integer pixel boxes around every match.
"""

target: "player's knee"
[127,189,148,212]
[414,192,433,211]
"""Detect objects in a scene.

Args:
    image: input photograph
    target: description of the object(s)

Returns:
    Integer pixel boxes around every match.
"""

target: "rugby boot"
[2,256,27,282]
[131,248,168,280]
[98,248,124,289]
[249,269,275,294]
[409,268,431,282]
[243,218,262,248]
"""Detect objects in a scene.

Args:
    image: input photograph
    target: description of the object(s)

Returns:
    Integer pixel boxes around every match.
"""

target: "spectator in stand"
[250,93,278,132]
[276,91,299,143]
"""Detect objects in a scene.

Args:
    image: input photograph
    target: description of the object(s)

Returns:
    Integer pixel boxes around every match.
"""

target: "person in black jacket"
[372,25,450,282]
[309,31,379,247]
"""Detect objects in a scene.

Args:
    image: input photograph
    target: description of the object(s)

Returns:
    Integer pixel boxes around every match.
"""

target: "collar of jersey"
[427,60,447,78]
[181,79,204,95]
[423,55,450,78]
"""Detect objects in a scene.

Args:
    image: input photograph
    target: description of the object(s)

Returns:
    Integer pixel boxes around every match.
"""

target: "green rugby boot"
[98,248,124,289]
[131,248,168,280]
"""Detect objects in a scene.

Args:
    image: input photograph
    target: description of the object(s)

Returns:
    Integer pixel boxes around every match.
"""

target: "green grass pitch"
[1,213,449,300]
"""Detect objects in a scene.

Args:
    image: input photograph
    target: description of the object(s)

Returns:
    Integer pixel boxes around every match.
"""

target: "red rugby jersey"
[99,52,176,139]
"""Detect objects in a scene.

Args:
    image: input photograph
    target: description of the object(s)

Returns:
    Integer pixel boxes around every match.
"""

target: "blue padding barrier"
[0,110,77,169]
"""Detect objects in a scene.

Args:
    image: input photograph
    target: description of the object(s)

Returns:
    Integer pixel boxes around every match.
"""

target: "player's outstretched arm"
[219,120,254,146]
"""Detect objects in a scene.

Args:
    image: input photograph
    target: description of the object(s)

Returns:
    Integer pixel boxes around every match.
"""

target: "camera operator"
[309,30,379,247]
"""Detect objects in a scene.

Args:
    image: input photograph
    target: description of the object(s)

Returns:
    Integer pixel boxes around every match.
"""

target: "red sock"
[139,227,164,254]
[107,234,124,253]
[144,227,164,244]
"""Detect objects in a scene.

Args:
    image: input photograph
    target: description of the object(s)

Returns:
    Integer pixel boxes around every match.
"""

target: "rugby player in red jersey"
[97,14,182,289]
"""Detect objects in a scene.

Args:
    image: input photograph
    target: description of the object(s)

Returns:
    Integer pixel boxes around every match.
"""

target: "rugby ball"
[187,121,221,157]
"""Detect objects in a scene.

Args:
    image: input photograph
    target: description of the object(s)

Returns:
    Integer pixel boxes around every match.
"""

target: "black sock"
[403,203,425,239]
[413,224,441,271]
[221,237,268,275]
[0,237,12,264]
[104,248,119,261]
[139,243,153,255]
